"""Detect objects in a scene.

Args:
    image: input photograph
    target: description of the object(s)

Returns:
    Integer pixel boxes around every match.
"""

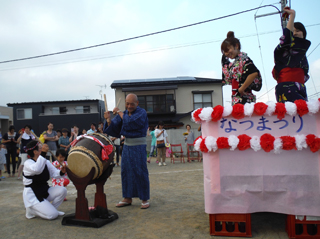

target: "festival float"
[192,99,320,238]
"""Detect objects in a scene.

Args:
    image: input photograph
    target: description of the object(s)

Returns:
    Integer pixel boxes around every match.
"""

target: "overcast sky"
[0,0,319,109]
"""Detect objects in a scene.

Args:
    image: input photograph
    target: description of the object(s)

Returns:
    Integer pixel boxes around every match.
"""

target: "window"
[193,93,212,109]
[52,107,59,114]
[83,106,90,113]
[60,107,67,114]
[75,106,90,114]
[138,94,175,114]
[52,107,67,114]
[17,108,32,120]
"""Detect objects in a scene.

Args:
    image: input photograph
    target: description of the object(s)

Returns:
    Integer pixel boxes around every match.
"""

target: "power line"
[308,41,320,57]
[1,23,319,72]
[0,28,292,72]
[0,4,281,65]
[0,33,267,71]
[254,16,270,101]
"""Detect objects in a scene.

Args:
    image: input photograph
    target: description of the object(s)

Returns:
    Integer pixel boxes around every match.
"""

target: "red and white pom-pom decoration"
[193,134,320,153]
[191,100,320,123]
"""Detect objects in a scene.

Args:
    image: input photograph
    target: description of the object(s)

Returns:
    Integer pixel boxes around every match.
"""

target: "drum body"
[68,133,114,179]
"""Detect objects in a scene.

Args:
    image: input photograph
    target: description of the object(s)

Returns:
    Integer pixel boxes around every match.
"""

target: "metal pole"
[254,0,288,29]
[281,0,288,29]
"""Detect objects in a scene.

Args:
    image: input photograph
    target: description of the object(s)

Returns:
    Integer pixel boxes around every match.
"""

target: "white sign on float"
[194,102,320,216]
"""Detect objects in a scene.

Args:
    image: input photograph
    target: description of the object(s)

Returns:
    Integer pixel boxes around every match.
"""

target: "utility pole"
[255,0,288,29]
[96,84,107,100]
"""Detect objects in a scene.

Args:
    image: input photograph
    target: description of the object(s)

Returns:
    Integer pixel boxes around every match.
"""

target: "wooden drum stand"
[62,165,118,228]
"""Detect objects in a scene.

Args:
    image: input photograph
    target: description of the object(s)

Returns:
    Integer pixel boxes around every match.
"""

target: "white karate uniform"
[23,155,67,220]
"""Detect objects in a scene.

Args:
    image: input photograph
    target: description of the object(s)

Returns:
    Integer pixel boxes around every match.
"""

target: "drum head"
[68,149,103,179]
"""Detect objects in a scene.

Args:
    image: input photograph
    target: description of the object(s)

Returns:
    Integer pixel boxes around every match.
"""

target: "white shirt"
[114,138,120,146]
[23,155,63,208]
[154,129,168,142]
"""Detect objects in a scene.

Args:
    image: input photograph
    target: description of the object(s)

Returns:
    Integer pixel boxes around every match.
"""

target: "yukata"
[51,161,69,187]
[222,52,262,105]
[103,106,150,201]
[273,28,311,103]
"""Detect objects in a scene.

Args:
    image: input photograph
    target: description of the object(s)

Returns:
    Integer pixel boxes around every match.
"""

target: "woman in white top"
[23,140,67,220]
[154,121,169,166]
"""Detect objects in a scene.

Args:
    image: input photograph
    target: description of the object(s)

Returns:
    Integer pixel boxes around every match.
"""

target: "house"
[110,76,222,129]
[7,99,106,135]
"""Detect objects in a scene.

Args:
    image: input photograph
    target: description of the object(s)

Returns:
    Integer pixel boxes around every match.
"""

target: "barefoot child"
[52,149,69,200]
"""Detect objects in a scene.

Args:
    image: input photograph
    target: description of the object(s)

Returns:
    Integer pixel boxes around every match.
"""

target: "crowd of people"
[0,121,124,180]
[0,121,125,220]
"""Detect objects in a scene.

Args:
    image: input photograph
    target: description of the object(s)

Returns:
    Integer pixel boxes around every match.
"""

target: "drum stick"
[113,98,122,115]
[104,94,108,111]
[30,131,64,167]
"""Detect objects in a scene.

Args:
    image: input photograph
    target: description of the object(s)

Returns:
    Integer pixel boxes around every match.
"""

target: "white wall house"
[110,76,223,129]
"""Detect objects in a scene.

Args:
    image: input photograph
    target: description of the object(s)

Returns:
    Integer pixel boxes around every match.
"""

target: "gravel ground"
[0,158,289,239]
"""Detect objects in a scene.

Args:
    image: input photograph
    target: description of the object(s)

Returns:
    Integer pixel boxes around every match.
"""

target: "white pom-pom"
[244,102,255,117]
[273,138,282,154]
[194,137,202,151]
[222,105,233,117]
[307,99,320,115]
[228,135,239,151]
[250,136,261,152]
[265,101,276,116]
[205,136,217,152]
[294,134,307,150]
[199,107,213,122]
[285,102,297,116]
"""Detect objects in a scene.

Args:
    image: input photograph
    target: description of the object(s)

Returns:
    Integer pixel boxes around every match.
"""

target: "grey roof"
[7,99,102,106]
[111,76,221,88]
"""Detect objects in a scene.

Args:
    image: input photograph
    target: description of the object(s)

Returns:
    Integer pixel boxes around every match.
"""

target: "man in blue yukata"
[103,93,150,209]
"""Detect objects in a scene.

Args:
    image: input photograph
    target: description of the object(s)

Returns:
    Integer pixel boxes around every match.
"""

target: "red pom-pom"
[274,102,286,120]
[217,137,229,149]
[192,108,202,122]
[194,136,202,146]
[237,134,252,151]
[254,102,268,116]
[232,104,245,119]
[295,99,309,117]
[200,137,209,153]
[306,134,320,153]
[211,105,224,122]
[260,133,275,152]
[280,136,297,150]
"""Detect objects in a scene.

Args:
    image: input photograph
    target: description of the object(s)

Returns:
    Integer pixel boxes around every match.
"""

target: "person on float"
[273,7,311,103]
[221,31,262,105]
[23,140,67,220]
